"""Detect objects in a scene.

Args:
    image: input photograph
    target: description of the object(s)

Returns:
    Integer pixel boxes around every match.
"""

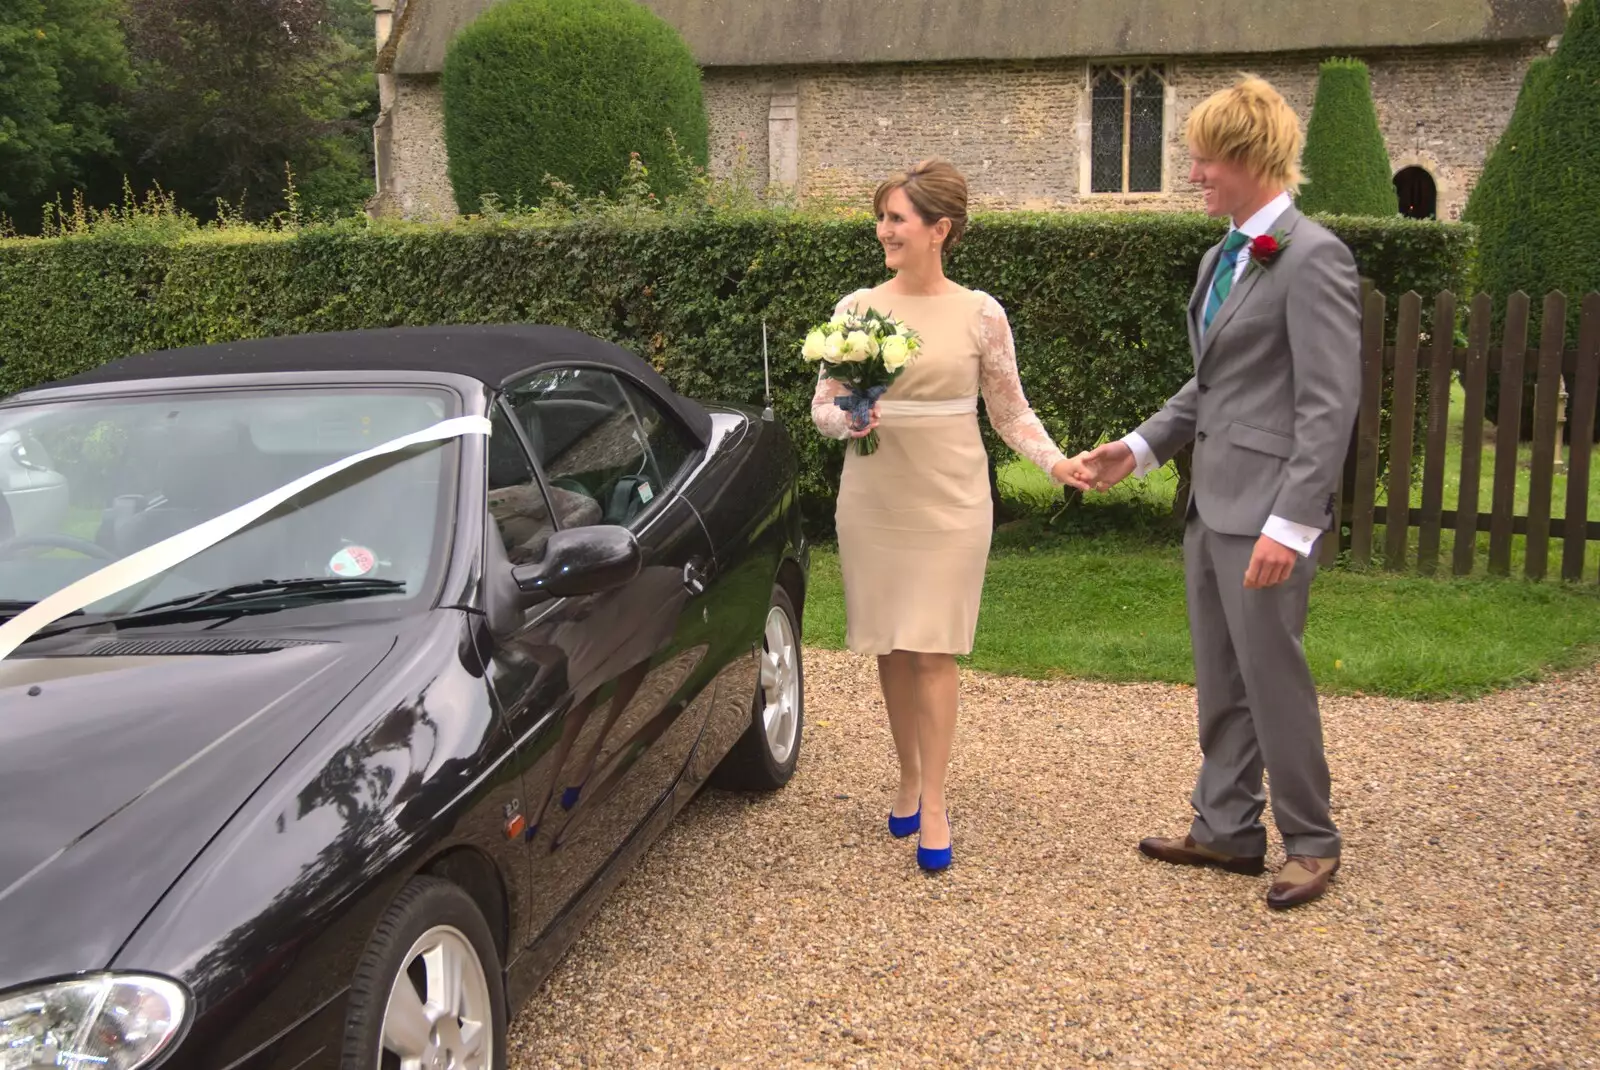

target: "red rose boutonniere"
[1246,231,1290,276]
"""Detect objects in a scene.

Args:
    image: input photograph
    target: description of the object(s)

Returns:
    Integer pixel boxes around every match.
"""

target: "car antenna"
[760,320,775,422]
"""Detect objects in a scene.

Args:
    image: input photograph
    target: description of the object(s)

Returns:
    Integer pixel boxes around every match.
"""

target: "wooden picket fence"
[1326,289,1600,581]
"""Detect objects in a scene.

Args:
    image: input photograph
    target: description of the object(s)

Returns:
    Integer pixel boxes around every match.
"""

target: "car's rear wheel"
[711,584,804,791]
[343,877,507,1070]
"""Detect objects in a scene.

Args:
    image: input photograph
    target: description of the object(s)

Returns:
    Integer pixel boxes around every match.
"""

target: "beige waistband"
[877,397,979,418]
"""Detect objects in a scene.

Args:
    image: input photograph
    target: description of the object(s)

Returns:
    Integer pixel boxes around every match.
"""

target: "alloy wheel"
[760,603,800,764]
[379,924,493,1070]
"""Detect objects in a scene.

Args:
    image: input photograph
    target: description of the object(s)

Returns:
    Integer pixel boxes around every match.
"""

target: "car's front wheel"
[711,584,804,791]
[343,876,507,1070]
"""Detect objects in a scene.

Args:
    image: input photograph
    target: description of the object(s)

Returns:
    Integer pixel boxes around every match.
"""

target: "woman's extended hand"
[846,403,881,438]
[1051,453,1095,490]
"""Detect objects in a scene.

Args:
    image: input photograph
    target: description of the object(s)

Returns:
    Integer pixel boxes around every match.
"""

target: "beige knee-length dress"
[812,284,1069,656]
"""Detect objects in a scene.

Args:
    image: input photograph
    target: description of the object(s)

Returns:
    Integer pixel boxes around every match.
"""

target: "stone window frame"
[1077,61,1176,199]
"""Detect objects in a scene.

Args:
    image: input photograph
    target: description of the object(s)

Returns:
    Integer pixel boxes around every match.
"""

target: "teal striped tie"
[1203,230,1253,331]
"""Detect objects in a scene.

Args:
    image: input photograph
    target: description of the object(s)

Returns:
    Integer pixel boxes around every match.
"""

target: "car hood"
[0,636,394,988]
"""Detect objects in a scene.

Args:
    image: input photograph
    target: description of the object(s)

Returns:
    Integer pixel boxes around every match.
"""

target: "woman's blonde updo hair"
[873,158,969,254]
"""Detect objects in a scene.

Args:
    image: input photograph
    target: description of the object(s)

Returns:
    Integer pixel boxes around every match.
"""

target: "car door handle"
[682,558,710,596]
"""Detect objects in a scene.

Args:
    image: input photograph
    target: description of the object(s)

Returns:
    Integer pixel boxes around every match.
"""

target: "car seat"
[98,421,283,583]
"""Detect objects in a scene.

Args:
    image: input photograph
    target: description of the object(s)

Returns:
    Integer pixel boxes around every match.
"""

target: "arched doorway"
[1394,166,1437,219]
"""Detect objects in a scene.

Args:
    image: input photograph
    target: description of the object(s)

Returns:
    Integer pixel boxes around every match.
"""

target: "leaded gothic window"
[1090,64,1167,194]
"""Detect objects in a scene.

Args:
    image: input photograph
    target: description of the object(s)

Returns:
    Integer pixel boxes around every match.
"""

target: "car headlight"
[0,975,187,1070]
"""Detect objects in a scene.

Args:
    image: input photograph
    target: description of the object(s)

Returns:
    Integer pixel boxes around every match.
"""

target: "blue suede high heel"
[887,802,921,839]
[917,813,952,873]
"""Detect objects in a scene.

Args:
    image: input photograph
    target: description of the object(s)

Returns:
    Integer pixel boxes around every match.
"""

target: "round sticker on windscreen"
[329,545,377,577]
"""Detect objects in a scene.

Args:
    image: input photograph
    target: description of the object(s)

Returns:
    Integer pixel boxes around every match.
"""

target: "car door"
[484,367,717,945]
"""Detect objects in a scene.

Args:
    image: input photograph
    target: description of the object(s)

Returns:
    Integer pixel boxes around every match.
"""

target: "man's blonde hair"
[1185,76,1304,191]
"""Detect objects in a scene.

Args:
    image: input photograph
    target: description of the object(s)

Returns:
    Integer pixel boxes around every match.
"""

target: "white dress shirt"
[1119,192,1323,557]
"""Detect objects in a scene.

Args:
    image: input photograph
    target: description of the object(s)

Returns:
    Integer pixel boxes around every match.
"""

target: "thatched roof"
[386,0,1569,75]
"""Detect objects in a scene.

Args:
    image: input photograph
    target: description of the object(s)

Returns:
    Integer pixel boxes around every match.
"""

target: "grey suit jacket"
[1134,205,1361,536]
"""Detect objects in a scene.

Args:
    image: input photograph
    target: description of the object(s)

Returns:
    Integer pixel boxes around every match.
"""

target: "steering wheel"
[0,534,118,561]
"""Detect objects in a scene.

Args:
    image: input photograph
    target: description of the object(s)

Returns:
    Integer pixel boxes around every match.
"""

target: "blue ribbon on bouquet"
[834,384,890,432]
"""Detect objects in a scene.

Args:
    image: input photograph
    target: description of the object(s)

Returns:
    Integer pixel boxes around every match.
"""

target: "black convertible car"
[0,325,808,1069]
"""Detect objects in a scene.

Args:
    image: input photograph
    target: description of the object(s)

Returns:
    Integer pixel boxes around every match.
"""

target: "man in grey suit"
[1071,76,1361,910]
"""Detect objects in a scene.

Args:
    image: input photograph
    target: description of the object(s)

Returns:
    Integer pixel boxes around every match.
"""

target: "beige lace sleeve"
[977,293,1069,480]
[810,291,861,440]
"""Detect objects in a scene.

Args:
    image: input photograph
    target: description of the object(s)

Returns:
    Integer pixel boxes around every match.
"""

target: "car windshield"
[0,385,459,622]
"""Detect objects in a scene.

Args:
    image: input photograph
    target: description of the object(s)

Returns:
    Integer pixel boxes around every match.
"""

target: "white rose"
[843,330,873,362]
[823,333,846,361]
[830,312,849,327]
[881,334,911,370]
[802,329,828,362]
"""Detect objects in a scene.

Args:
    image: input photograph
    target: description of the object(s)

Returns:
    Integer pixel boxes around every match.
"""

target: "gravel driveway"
[510,650,1599,1068]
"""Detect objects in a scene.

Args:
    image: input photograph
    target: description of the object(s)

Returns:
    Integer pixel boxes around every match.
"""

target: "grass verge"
[802,534,1600,700]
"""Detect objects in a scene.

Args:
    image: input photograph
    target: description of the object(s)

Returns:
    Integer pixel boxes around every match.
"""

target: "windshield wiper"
[0,601,81,623]
[20,577,406,644]
[131,577,407,615]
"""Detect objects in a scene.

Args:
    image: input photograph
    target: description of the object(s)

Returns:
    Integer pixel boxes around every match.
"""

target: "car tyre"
[343,876,507,1070]
[711,584,804,792]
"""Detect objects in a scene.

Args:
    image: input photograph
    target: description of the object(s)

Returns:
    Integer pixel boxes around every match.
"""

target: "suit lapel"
[1189,243,1223,362]
[1198,204,1304,364]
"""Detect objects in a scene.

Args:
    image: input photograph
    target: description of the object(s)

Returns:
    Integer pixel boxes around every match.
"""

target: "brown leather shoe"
[1266,855,1341,910]
[1138,834,1266,876]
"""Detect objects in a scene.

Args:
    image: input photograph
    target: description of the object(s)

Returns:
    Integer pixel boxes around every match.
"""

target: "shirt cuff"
[1262,514,1322,557]
[1120,432,1160,478]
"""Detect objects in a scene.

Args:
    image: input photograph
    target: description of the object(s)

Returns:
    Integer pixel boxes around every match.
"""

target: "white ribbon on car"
[0,415,493,662]
[875,396,979,418]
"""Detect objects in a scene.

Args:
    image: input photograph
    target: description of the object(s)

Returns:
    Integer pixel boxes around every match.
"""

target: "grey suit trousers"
[1183,516,1340,858]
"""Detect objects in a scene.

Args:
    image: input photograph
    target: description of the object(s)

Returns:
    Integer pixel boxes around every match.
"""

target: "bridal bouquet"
[801,307,921,455]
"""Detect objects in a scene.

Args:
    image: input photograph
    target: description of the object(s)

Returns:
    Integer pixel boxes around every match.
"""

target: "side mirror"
[511,525,641,600]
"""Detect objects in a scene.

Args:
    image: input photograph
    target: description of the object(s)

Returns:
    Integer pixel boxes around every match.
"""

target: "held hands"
[1055,441,1137,493]
[1055,438,1299,590]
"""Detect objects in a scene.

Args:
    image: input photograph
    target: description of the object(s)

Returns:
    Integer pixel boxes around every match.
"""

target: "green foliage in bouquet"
[441,0,709,213]
[801,307,920,455]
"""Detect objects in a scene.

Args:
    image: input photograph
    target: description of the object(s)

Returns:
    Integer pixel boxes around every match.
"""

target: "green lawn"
[805,409,1600,699]
[803,541,1600,700]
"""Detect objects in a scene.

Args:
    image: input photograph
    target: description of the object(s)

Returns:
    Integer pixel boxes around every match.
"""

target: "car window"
[486,405,558,565]
[0,387,455,615]
[505,368,689,529]
[616,376,699,489]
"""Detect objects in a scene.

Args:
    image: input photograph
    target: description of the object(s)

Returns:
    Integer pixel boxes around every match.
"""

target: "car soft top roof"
[46,323,714,445]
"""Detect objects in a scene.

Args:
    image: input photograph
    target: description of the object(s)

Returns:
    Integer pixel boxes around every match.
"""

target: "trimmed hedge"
[0,210,1471,530]
[1298,59,1399,218]
[442,0,709,212]
[1466,0,1598,336]
[1465,0,1599,438]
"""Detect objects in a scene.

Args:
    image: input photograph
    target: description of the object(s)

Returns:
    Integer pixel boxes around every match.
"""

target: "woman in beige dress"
[811,159,1089,872]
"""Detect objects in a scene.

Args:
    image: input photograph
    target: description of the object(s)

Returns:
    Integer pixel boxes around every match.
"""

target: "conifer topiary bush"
[1466,0,1598,335]
[1464,58,1553,312]
[1298,58,1399,217]
[441,0,709,213]
[1464,0,1599,438]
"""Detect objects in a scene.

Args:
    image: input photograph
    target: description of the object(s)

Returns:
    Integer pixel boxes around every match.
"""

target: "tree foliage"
[117,0,377,219]
[0,0,131,226]
[1465,0,1598,338]
[442,0,709,213]
[1298,57,1399,217]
